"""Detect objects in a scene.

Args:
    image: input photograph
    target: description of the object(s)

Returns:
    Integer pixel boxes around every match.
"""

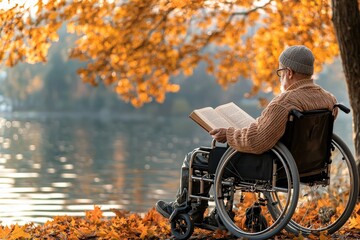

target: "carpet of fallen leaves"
[0,203,359,240]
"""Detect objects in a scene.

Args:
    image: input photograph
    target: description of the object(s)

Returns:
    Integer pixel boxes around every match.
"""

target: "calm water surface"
[0,111,353,225]
[0,112,211,225]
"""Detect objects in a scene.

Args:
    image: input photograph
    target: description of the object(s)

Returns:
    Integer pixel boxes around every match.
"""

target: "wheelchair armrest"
[198,146,212,151]
[198,139,227,151]
[198,139,218,151]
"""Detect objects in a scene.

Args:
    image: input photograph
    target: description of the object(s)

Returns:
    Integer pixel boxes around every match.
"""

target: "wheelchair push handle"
[290,109,304,119]
[289,103,350,119]
[334,103,351,114]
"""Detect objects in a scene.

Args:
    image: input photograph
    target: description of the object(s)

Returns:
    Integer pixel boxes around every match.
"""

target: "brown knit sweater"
[226,79,337,154]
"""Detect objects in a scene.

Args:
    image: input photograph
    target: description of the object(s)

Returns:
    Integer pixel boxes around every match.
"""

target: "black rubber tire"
[214,142,300,240]
[170,213,194,240]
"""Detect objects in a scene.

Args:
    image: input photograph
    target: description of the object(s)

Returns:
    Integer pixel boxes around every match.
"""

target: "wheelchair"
[169,104,359,240]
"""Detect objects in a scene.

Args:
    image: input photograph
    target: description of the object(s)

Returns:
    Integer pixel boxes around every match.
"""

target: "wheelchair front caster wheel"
[170,213,194,240]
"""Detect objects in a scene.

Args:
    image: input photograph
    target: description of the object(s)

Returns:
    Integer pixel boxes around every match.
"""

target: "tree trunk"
[331,0,360,198]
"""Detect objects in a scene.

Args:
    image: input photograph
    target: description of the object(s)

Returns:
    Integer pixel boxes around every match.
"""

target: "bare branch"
[231,0,273,17]
[197,0,273,53]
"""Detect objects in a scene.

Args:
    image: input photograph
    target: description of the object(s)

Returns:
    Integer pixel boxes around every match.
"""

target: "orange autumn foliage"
[1,0,352,107]
[0,204,359,239]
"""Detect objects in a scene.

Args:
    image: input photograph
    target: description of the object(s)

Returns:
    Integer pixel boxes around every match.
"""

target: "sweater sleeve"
[226,103,289,154]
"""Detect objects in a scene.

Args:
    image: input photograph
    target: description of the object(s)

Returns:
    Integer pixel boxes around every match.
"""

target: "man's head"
[277,45,314,92]
[279,45,314,75]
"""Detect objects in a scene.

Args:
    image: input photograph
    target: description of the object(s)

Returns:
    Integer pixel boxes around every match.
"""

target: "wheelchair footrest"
[169,203,191,222]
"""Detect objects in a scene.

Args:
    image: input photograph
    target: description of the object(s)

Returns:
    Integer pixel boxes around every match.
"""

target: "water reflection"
[0,113,209,225]
[0,111,353,225]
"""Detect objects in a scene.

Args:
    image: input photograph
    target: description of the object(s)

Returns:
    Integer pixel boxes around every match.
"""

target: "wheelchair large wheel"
[214,143,300,240]
[170,213,194,240]
[281,134,359,236]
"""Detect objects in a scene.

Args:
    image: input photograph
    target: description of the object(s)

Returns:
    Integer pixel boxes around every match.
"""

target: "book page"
[215,102,255,128]
[189,107,233,132]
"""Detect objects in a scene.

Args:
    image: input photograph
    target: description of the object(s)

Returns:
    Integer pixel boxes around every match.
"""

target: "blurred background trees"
[0,0,341,106]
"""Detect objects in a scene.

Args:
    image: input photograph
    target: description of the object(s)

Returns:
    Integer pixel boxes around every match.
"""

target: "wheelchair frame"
[168,104,359,240]
[170,139,301,240]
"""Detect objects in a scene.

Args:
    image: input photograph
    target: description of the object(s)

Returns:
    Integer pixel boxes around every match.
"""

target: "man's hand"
[209,128,227,143]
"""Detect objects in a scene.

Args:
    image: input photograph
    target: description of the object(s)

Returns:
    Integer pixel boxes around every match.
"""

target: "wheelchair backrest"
[280,109,334,183]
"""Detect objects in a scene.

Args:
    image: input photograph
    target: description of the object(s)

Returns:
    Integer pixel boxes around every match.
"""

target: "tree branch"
[231,0,273,17]
[200,1,273,52]
[133,8,174,52]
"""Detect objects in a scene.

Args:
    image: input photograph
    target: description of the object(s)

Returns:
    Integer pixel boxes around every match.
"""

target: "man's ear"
[287,68,294,79]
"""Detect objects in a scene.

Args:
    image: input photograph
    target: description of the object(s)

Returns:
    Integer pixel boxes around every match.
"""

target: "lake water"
[0,111,354,225]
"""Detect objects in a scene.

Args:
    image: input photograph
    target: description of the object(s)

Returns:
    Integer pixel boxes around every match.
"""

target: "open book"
[189,102,255,132]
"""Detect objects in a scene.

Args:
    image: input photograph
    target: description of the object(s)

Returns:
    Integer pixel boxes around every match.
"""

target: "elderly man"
[156,45,337,225]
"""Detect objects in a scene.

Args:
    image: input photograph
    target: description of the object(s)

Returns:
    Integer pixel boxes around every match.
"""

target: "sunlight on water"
[0,113,211,225]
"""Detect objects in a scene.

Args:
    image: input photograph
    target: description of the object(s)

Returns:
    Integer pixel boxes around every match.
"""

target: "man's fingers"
[209,129,219,135]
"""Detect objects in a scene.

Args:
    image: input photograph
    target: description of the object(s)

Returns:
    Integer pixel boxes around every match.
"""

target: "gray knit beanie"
[279,45,314,75]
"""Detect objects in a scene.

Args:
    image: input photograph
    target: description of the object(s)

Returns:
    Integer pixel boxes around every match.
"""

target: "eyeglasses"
[276,68,287,77]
